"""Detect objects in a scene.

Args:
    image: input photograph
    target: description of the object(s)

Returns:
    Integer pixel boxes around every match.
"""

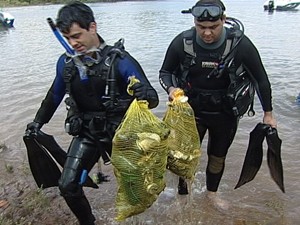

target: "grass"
[0,147,68,225]
[0,188,50,225]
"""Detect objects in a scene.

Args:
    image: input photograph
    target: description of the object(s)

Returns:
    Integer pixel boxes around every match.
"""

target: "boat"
[0,11,14,28]
[264,0,300,11]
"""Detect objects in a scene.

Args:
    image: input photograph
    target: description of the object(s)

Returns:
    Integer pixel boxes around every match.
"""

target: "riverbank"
[0,146,72,225]
[0,144,116,225]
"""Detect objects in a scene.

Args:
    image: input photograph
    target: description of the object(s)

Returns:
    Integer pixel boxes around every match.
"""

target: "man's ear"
[221,14,226,23]
[89,22,97,33]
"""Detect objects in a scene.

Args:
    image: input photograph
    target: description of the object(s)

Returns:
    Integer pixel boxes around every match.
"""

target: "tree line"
[1,0,120,7]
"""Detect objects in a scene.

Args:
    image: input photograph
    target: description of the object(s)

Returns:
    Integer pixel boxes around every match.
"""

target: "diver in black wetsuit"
[25,2,158,224]
[159,0,277,209]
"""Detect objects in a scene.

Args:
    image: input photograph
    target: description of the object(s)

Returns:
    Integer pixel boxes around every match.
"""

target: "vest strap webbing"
[181,28,233,84]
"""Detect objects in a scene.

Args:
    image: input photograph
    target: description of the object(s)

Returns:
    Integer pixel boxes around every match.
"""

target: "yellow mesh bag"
[163,89,201,180]
[111,77,170,221]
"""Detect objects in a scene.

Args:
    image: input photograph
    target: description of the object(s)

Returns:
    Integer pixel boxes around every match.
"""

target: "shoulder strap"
[103,38,125,107]
[180,28,196,85]
[63,58,82,111]
[183,27,196,57]
[222,39,232,60]
[63,57,75,95]
[212,27,243,79]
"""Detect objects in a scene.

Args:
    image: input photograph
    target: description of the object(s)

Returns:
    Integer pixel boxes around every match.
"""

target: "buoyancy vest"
[63,39,132,139]
[179,18,255,118]
[63,39,131,114]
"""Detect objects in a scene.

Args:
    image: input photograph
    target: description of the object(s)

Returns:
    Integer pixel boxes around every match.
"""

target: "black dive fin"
[23,133,61,188]
[266,128,285,193]
[235,123,269,189]
[35,131,98,189]
[35,131,66,166]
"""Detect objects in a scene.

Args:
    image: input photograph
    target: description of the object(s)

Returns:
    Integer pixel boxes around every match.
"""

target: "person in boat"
[159,0,277,209]
[25,1,158,224]
[268,0,275,11]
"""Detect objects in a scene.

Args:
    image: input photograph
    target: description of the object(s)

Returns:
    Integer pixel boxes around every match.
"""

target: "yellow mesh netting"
[163,89,201,180]
[111,77,170,221]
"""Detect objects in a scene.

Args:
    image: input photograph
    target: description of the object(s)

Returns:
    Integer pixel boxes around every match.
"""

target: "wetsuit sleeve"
[117,53,159,109]
[34,55,66,124]
[159,33,183,92]
[237,36,273,112]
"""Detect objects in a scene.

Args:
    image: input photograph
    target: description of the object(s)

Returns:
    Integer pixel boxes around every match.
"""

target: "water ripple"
[1,0,300,224]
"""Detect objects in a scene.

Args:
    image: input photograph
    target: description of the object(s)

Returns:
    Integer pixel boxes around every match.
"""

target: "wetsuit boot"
[178,177,188,195]
[64,195,96,225]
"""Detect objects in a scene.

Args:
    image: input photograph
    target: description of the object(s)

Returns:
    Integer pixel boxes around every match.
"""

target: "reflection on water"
[1,0,300,224]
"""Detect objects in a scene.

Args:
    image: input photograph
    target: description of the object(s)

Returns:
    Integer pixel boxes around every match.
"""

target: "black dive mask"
[191,4,223,21]
[82,51,101,67]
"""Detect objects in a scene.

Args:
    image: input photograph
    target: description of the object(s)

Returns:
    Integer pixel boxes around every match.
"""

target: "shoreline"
[0,0,147,8]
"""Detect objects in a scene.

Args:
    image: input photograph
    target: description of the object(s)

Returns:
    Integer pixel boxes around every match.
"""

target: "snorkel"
[47,18,75,55]
[47,17,89,81]
[46,17,122,107]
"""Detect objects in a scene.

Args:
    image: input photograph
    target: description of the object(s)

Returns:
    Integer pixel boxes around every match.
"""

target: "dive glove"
[130,82,148,100]
[26,121,43,136]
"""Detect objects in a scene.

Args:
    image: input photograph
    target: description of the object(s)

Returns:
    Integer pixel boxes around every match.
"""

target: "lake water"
[1,0,300,224]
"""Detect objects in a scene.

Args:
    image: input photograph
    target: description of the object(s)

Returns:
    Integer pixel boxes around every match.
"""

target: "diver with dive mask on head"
[159,0,276,210]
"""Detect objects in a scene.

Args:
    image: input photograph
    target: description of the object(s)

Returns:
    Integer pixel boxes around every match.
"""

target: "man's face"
[62,22,97,54]
[194,18,225,44]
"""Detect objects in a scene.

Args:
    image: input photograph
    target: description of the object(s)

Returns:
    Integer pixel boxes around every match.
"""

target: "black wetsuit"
[159,27,273,192]
[33,37,158,225]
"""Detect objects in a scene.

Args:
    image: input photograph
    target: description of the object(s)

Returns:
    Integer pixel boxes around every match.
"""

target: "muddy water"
[1,0,300,224]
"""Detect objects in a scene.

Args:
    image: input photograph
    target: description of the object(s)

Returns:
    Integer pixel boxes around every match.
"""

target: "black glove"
[130,82,148,100]
[26,121,43,136]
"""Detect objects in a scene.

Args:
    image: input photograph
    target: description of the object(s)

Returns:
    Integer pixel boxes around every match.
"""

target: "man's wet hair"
[195,0,226,11]
[56,1,95,34]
